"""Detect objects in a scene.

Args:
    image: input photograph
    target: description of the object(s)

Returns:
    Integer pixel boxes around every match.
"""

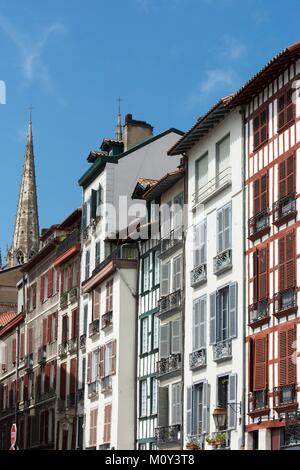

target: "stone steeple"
[115,97,123,142]
[6,114,39,267]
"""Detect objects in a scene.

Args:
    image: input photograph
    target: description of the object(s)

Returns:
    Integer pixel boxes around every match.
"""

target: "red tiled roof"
[0,311,17,327]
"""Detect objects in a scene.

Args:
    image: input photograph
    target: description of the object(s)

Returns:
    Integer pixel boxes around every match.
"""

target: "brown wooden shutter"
[260,174,268,211]
[278,231,295,291]
[99,346,105,379]
[87,353,92,384]
[278,88,295,130]
[40,275,44,304]
[20,333,25,360]
[47,315,52,343]
[253,115,260,149]
[278,93,285,130]
[254,336,268,391]
[43,318,47,346]
[56,268,60,292]
[70,358,77,394]
[60,363,67,398]
[279,326,296,386]
[24,374,28,401]
[103,404,112,443]
[92,289,100,321]
[54,312,58,340]
[68,265,73,291]
[253,250,258,303]
[253,108,268,150]
[53,361,57,389]
[71,309,78,339]
[286,88,295,124]
[111,340,116,375]
[33,283,37,309]
[28,328,33,354]
[279,155,295,199]
[258,247,268,300]
[48,269,53,298]
[45,363,50,392]
[16,378,20,402]
[12,337,16,365]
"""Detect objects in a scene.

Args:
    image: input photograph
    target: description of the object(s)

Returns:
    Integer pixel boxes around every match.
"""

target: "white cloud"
[218,35,246,60]
[0,15,66,88]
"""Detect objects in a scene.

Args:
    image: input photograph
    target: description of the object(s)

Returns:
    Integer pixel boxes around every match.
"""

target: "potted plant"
[214,432,226,448]
[186,438,200,450]
[206,436,217,449]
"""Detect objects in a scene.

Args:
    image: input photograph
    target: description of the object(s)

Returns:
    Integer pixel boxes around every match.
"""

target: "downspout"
[15,322,20,446]
[74,241,81,450]
[134,242,141,449]
[241,105,247,449]
[181,154,188,450]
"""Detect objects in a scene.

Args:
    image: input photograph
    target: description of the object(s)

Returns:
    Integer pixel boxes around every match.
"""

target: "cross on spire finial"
[29,105,34,122]
[117,97,122,114]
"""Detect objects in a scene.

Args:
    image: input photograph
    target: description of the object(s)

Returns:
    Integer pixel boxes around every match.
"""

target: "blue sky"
[0,0,300,258]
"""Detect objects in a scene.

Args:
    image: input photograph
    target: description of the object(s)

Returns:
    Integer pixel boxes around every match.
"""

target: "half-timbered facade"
[229,42,300,450]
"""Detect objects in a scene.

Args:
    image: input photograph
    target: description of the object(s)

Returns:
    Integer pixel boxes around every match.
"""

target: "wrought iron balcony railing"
[25,353,34,370]
[160,227,183,256]
[248,390,269,415]
[273,192,297,226]
[80,334,86,349]
[89,319,100,337]
[58,341,68,357]
[158,290,181,318]
[284,411,300,447]
[157,354,181,378]
[213,339,232,362]
[101,376,112,393]
[189,349,206,370]
[193,167,232,207]
[274,384,297,409]
[38,345,47,364]
[101,311,113,330]
[56,229,80,257]
[273,288,297,318]
[190,263,207,287]
[68,337,77,354]
[248,209,270,241]
[248,298,269,327]
[155,425,181,445]
[213,249,232,275]
[88,381,99,398]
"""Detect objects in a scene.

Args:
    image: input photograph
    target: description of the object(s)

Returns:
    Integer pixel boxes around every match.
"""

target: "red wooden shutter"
[254,336,268,391]
[258,247,268,300]
[253,179,260,215]
[12,337,16,365]
[60,363,67,398]
[47,315,52,343]
[278,93,285,130]
[279,155,295,199]
[40,275,44,304]
[54,312,58,340]
[56,268,60,292]
[279,326,296,386]
[253,250,258,303]
[33,283,37,309]
[43,318,47,346]
[104,404,112,443]
[24,374,28,401]
[20,333,25,360]
[278,88,295,130]
[286,88,295,124]
[48,269,53,298]
[70,358,77,394]
[99,346,105,379]
[253,108,268,150]
[87,353,92,384]
[260,174,268,211]
[68,265,73,291]
[278,231,295,291]
[71,309,78,339]
[28,328,33,354]
[111,340,116,375]
[92,289,100,320]
[16,378,20,402]
[45,363,50,392]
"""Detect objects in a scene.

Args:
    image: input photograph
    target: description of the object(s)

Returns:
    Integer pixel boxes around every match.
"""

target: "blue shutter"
[186,386,192,437]
[228,373,237,430]
[229,282,238,339]
[202,380,209,435]
[210,292,216,345]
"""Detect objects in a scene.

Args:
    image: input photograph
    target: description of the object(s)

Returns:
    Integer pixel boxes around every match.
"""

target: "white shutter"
[193,300,200,351]
[171,319,181,354]
[143,256,150,292]
[161,262,170,296]
[172,383,181,425]
[199,296,206,349]
[210,292,216,345]
[228,374,237,430]
[158,387,169,427]
[217,208,224,253]
[202,380,210,434]
[223,203,231,251]
[173,256,182,292]
[229,282,238,339]
[159,323,170,358]
[193,224,201,268]
[200,219,207,264]
[186,386,192,436]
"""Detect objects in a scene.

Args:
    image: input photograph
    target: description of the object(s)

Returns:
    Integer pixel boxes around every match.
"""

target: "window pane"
[216,134,230,175]
[196,153,208,192]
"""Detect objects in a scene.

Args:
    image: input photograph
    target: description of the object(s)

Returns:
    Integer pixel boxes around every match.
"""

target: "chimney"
[123,114,154,151]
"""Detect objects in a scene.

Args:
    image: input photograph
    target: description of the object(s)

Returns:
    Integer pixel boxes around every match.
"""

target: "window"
[89,408,98,448]
[278,155,295,199]
[192,383,204,435]
[193,296,206,352]
[92,287,101,321]
[253,173,268,216]
[151,378,158,415]
[171,319,181,354]
[140,380,147,417]
[278,87,295,131]
[82,202,88,229]
[71,309,78,339]
[173,192,184,232]
[210,283,237,344]
[161,262,170,296]
[90,189,97,221]
[253,247,269,302]
[153,315,159,350]
[253,108,268,150]
[142,256,150,293]
[193,220,206,268]
[29,283,37,311]
[217,203,231,253]
[153,250,160,286]
[95,241,101,267]
[85,251,90,280]
[171,383,181,425]
[40,273,48,304]
[217,373,237,430]
[97,185,103,217]
[62,316,68,343]
[106,280,113,312]
[141,318,148,354]
[195,152,208,193]
[173,255,182,292]
[216,134,230,176]
[99,341,116,378]
[92,350,99,382]
[60,363,67,399]
[161,201,172,238]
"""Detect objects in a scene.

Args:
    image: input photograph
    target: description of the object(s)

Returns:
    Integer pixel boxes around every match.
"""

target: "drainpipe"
[74,242,81,450]
[181,154,188,450]
[15,323,20,447]
[241,106,247,450]
[134,242,141,450]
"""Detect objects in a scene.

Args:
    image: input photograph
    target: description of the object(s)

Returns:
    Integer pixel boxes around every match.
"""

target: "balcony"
[213,339,232,362]
[89,319,100,337]
[213,249,232,275]
[248,390,269,416]
[69,286,78,304]
[273,192,297,227]
[157,354,181,378]
[155,425,181,446]
[92,244,138,277]
[189,349,206,370]
[56,229,80,257]
[68,337,77,354]
[25,353,33,370]
[158,290,181,319]
[248,209,270,242]
[58,341,68,357]
[101,311,113,331]
[101,376,112,393]
[57,398,66,412]
[36,388,56,404]
[274,384,297,411]
[160,227,183,257]
[88,381,99,398]
[60,292,68,310]
[190,264,207,288]
[273,288,297,318]
[67,394,76,409]
[80,334,86,350]
[248,299,270,328]
[193,167,232,207]
[38,345,47,364]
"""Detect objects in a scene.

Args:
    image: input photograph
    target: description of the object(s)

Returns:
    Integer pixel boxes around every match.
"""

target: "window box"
[89,319,100,337]
[101,311,113,331]
[213,249,232,275]
[189,349,206,370]
[273,288,297,319]
[190,264,207,287]
[248,209,270,242]
[213,339,232,362]
[248,299,270,328]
